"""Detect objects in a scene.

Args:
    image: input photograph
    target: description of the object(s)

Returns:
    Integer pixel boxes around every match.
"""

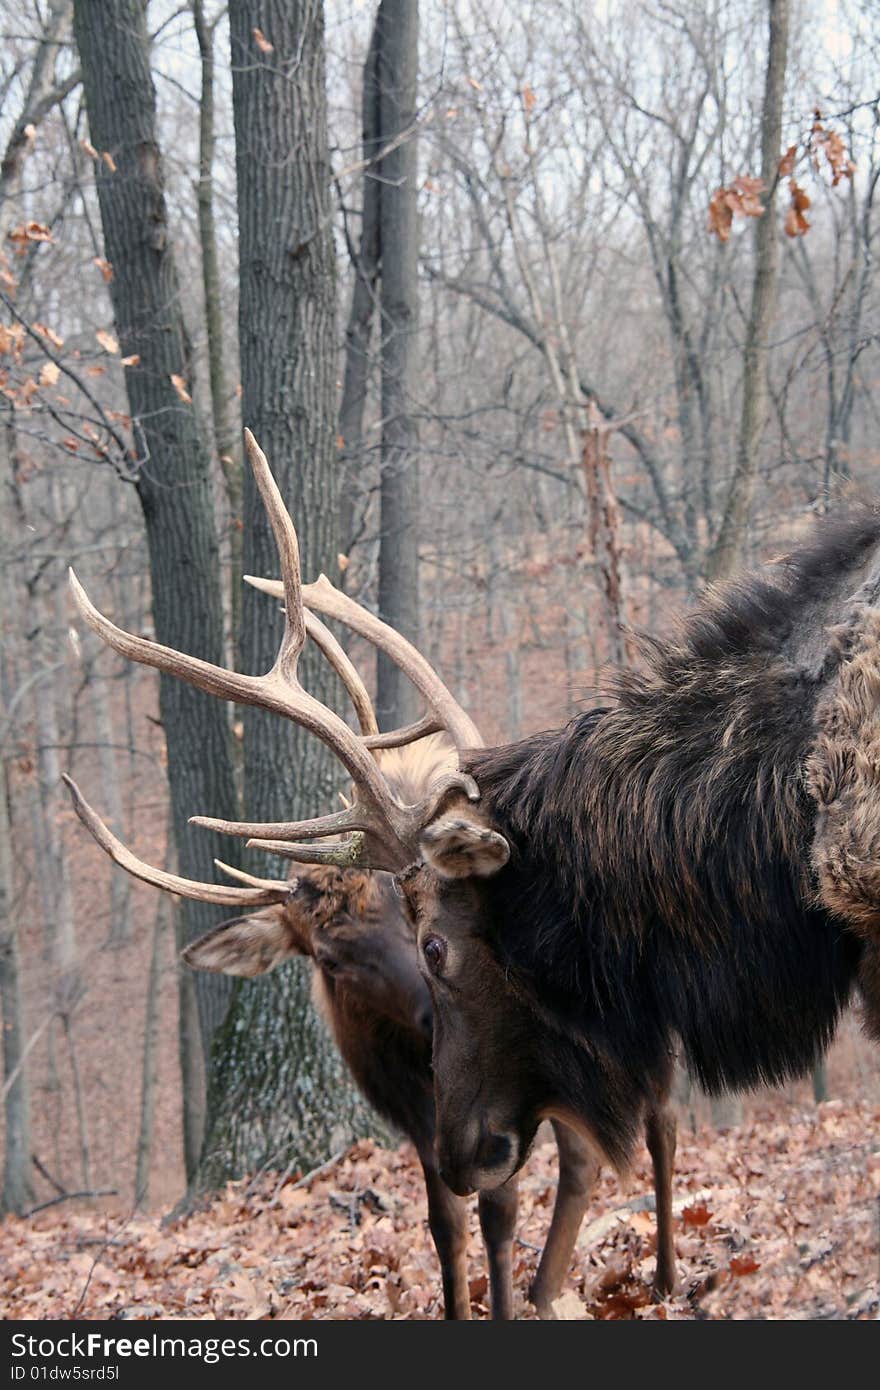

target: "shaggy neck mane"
[463,512,875,1096]
[468,510,880,934]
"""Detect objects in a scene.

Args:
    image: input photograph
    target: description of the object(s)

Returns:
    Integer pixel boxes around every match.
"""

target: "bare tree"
[708,0,791,580]
[338,16,381,564]
[193,0,242,644]
[0,0,80,244]
[71,0,242,1172]
[0,742,33,1214]
[375,0,421,728]
[194,0,379,1189]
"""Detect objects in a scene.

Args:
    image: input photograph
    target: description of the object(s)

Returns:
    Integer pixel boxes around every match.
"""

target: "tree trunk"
[338,15,382,565]
[376,0,421,729]
[134,898,166,1207]
[34,660,77,996]
[580,411,634,669]
[72,0,239,1072]
[1,413,38,1213]
[174,899,206,1185]
[707,0,790,581]
[194,1,379,1189]
[193,0,242,650]
[0,761,34,1214]
[88,649,131,945]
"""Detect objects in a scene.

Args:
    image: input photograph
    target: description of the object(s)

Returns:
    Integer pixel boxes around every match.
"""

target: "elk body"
[402,514,880,1195]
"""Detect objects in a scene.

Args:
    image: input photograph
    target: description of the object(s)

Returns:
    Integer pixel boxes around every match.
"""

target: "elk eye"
[422,934,447,975]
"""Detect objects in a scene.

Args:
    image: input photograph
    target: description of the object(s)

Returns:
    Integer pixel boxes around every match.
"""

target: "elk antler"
[68,431,484,877]
[303,608,379,740]
[246,573,483,751]
[61,775,293,906]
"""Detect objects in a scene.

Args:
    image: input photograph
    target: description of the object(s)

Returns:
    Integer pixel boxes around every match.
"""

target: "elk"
[174,843,665,1319]
[66,434,880,1285]
[62,438,677,1315]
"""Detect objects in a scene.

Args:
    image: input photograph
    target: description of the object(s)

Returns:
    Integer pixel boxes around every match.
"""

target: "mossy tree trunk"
[72,0,242,1171]
[195,1,382,1188]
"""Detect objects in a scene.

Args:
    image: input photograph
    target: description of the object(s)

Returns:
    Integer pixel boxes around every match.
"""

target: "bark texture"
[71,0,239,1056]
[707,0,790,580]
[194,0,242,646]
[194,2,380,1188]
[338,17,381,562]
[0,761,33,1214]
[376,0,421,729]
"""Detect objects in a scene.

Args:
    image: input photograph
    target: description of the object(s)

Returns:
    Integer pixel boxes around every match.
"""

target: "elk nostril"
[476,1131,512,1171]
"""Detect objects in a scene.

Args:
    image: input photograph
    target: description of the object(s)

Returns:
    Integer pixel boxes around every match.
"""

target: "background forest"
[0,0,878,1320]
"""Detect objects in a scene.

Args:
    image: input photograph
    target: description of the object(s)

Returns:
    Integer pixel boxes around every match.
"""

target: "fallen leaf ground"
[2,1098,878,1321]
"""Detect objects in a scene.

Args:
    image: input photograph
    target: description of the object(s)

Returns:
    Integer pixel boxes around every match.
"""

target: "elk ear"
[181,905,308,977]
[419,814,510,879]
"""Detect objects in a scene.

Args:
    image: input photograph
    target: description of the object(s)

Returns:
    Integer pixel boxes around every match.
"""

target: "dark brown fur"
[185,744,634,1318]
[411,510,880,1197]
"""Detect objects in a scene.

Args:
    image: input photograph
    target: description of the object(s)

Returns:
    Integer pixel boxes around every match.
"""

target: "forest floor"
[2,1097,878,1321]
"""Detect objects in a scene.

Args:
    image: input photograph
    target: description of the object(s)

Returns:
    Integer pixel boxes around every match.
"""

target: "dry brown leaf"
[682,1202,712,1227]
[39,361,60,387]
[778,144,798,177]
[551,1290,593,1319]
[170,373,192,404]
[253,27,274,53]
[33,322,64,349]
[95,329,119,354]
[707,176,765,240]
[7,221,54,251]
[784,179,811,238]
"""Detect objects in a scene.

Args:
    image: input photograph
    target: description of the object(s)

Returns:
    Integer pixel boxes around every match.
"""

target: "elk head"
[64,430,542,1196]
[180,867,433,1040]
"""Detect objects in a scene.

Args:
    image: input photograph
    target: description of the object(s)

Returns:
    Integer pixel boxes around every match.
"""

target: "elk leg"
[478,1178,519,1320]
[420,1155,471,1319]
[644,1099,677,1298]
[529,1120,599,1319]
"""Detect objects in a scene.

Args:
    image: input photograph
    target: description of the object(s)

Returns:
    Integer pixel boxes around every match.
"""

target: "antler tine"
[250,574,379,740]
[189,803,370,843]
[245,574,484,751]
[214,860,298,892]
[363,714,444,750]
[244,429,305,682]
[245,833,394,871]
[303,610,379,739]
[68,437,409,858]
[62,776,291,906]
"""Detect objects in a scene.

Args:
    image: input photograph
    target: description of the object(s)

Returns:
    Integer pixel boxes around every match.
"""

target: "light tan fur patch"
[181,909,299,977]
[806,605,880,934]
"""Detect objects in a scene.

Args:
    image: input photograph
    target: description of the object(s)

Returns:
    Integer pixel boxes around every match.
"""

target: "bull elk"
[174,841,672,1318]
[63,434,676,1315]
[231,449,880,1226]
